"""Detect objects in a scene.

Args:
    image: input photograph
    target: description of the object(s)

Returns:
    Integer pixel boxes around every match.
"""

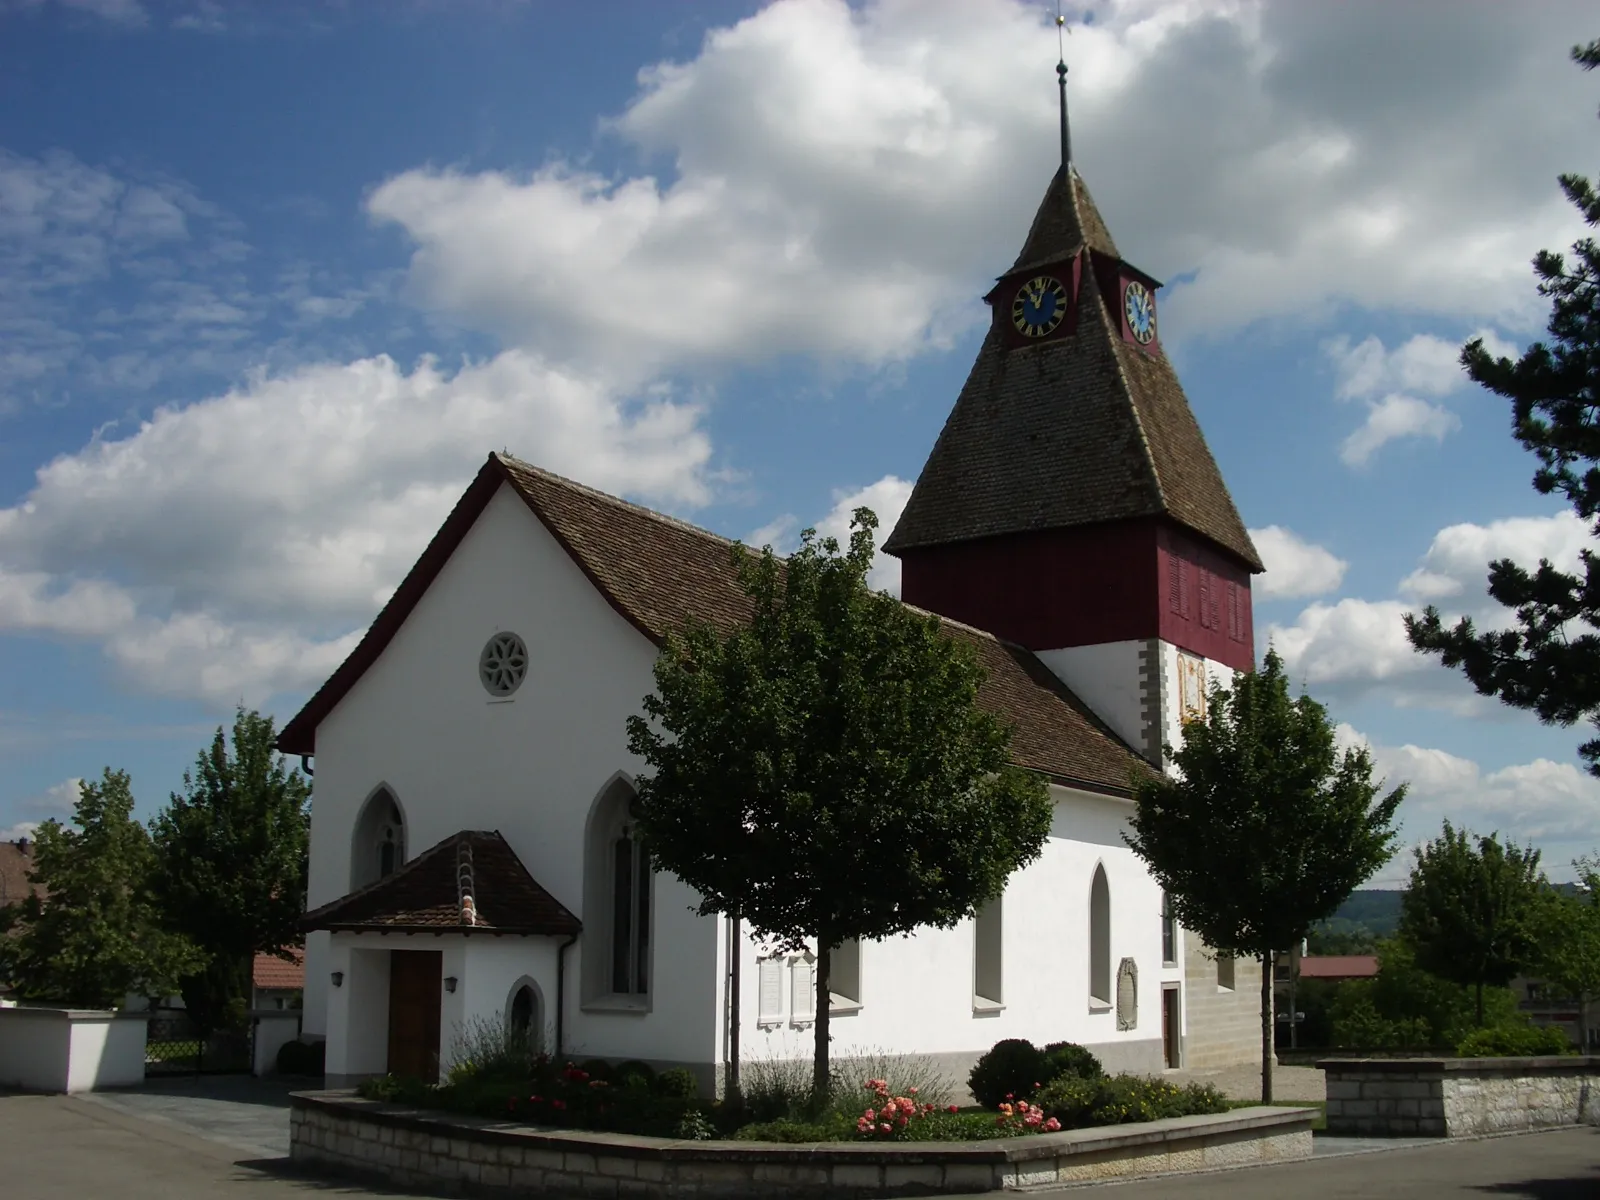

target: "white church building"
[281,154,1267,1092]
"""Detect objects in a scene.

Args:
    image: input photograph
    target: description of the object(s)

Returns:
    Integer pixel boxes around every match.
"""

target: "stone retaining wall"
[290,1091,1313,1197]
[1320,1056,1600,1138]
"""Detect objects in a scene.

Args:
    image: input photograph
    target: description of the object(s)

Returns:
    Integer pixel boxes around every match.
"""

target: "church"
[280,78,1267,1090]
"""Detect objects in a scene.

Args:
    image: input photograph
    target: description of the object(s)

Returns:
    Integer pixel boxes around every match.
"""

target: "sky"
[1,0,1598,887]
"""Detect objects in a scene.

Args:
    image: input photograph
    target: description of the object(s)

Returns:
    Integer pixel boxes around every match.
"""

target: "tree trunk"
[727,910,741,1104]
[1260,951,1274,1105]
[1475,981,1484,1029]
[812,940,832,1112]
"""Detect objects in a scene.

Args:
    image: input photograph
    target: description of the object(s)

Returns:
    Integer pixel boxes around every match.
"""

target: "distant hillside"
[1323,889,1403,937]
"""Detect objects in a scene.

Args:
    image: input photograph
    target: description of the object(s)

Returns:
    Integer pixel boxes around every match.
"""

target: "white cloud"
[1336,724,1600,887]
[1269,511,1597,712]
[0,351,714,702]
[367,0,1598,378]
[1339,393,1462,467]
[1325,333,1469,402]
[1249,525,1347,599]
[746,474,914,595]
[0,776,82,843]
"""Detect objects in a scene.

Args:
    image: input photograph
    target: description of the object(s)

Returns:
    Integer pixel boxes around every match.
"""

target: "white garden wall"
[0,1008,149,1093]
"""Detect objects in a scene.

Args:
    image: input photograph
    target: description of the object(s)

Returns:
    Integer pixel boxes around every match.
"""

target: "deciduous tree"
[1398,822,1545,1028]
[1529,859,1600,1048]
[0,769,202,1008]
[626,510,1053,1102]
[1127,650,1405,1102]
[1406,40,1600,777]
[149,707,311,1034]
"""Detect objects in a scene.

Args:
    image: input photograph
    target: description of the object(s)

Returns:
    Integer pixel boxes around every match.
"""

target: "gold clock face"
[1011,275,1069,338]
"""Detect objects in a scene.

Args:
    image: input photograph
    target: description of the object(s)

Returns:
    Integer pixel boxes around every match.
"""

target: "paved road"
[4,1084,1596,1198]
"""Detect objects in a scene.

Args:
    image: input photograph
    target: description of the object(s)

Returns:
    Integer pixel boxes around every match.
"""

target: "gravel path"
[1163,1062,1326,1102]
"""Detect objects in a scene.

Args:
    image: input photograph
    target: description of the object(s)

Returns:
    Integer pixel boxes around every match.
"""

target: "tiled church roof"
[278,455,1154,797]
[301,830,580,937]
[882,166,1261,571]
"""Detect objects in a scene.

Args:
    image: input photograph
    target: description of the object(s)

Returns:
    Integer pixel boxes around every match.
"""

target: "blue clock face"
[1011,275,1068,338]
[1124,280,1156,344]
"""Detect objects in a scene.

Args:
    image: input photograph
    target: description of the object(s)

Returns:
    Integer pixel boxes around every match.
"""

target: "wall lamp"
[331,971,344,988]
[444,977,458,994]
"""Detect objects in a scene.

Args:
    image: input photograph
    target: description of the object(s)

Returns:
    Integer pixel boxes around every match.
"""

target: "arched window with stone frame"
[581,774,654,1005]
[350,786,407,892]
[505,978,545,1051]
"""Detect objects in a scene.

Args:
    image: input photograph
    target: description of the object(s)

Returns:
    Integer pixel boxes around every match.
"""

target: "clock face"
[1011,275,1069,338]
[1123,279,1156,344]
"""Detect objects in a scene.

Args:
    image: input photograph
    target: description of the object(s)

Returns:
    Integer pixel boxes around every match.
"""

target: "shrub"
[654,1067,700,1098]
[578,1057,613,1083]
[446,1013,542,1083]
[614,1060,656,1091]
[1035,1073,1229,1130]
[733,1116,852,1142]
[675,1110,716,1140]
[837,1048,954,1110]
[1041,1041,1103,1082]
[1455,1025,1575,1057]
[275,1038,325,1077]
[967,1038,1048,1109]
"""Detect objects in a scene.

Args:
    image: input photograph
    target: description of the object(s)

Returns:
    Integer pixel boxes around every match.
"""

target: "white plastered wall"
[1034,641,1146,752]
[714,784,1182,1088]
[305,482,719,1074]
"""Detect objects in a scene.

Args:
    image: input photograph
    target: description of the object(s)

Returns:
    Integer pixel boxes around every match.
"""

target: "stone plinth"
[1319,1056,1600,1138]
[290,1091,1314,1197]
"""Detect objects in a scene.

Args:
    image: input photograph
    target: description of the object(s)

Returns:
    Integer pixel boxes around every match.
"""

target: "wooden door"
[1162,986,1180,1069]
[387,950,442,1081]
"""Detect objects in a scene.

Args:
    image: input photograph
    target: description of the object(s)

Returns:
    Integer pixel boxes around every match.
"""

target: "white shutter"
[757,958,784,1026]
[790,956,816,1024]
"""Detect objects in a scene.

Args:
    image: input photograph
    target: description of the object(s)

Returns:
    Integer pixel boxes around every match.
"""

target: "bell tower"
[882,54,1261,766]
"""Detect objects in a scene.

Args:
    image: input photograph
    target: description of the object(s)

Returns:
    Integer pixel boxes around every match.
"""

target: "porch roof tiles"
[301,830,580,938]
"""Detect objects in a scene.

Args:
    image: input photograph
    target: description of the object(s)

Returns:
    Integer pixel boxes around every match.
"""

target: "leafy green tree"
[1305,925,1379,956]
[627,510,1053,1101]
[1529,860,1600,1048]
[1399,822,1546,1028]
[1127,649,1405,1102]
[0,769,202,1008]
[149,707,311,1034]
[1405,40,1600,777]
[1328,937,1520,1052]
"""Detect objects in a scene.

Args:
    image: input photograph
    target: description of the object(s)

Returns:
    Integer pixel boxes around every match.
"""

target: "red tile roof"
[278,454,1153,798]
[253,948,304,991]
[0,840,44,908]
[301,830,581,937]
[1298,955,1379,980]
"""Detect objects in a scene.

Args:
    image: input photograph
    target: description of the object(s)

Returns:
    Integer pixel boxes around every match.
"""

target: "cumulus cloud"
[368,0,1597,378]
[0,351,714,702]
[1336,724,1600,887]
[0,776,83,843]
[1269,511,1597,712]
[1339,394,1462,467]
[1249,525,1347,599]
[745,475,913,595]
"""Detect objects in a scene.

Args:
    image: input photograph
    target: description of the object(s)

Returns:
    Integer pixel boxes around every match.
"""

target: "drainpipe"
[555,932,579,1061]
[300,755,314,777]
[726,910,742,1103]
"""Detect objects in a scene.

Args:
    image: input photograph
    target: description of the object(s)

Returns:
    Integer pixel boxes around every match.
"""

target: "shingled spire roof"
[883,166,1261,571]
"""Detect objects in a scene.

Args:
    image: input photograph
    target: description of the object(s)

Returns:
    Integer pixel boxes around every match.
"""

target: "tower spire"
[1056,7,1071,170]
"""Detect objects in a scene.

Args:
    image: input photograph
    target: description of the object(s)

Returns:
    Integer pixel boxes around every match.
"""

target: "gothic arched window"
[351,787,406,892]
[582,776,654,1004]
[1089,864,1111,1007]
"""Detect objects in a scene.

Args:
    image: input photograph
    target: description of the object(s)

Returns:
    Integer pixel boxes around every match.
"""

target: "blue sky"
[2,0,1598,884]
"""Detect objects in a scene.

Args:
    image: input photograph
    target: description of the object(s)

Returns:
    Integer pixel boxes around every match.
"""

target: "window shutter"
[1168,556,1182,614]
[1198,570,1213,629]
[790,956,816,1023]
[757,959,784,1025]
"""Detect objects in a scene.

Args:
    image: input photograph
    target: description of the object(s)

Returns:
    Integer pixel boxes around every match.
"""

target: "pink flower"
[1044,1118,1061,1132]
[908,1087,918,1095]
[878,1122,891,1134]
[947,1105,959,1114]
[864,1108,875,1121]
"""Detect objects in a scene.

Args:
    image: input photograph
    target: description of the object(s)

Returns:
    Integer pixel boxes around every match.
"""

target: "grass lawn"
[1227,1099,1327,1132]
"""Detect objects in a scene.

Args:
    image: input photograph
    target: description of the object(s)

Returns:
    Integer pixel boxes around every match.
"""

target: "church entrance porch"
[387,949,443,1082]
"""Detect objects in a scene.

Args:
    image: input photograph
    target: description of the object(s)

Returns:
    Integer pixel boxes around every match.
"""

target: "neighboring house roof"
[1298,955,1380,980]
[301,830,581,937]
[881,165,1261,572]
[0,840,44,908]
[253,948,304,991]
[277,453,1154,797]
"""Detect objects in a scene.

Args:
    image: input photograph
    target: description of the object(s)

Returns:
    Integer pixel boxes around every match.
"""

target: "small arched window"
[351,787,406,892]
[1089,864,1111,1007]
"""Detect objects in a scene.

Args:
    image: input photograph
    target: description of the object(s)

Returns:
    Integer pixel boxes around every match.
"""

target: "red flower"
[947,1105,959,1113]
[551,1099,567,1110]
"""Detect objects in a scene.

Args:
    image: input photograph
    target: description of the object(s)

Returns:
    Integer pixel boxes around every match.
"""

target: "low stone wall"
[1320,1056,1600,1138]
[291,1092,1313,1197]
